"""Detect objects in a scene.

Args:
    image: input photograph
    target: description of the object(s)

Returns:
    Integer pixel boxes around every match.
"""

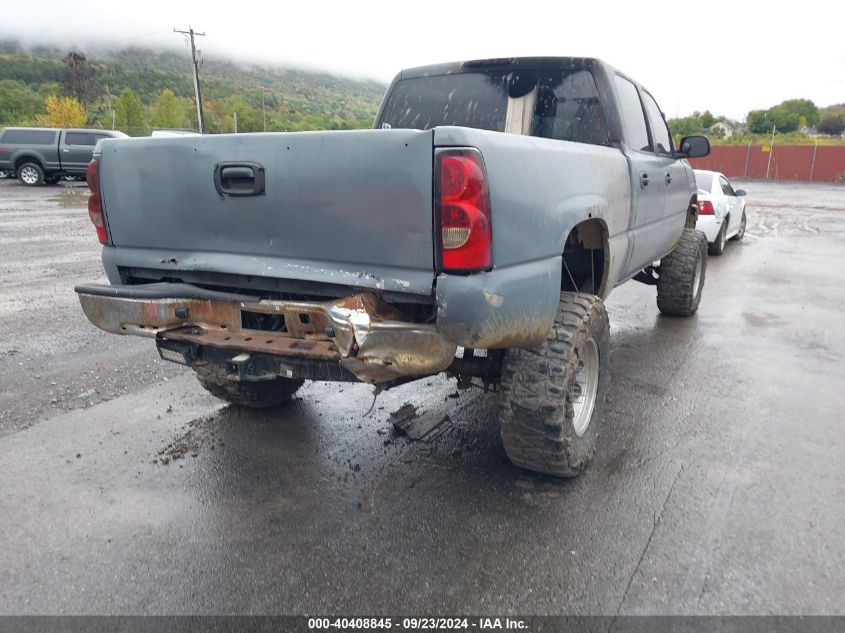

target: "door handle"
[62,149,70,153]
[640,172,649,188]
[213,162,265,197]
[665,172,672,186]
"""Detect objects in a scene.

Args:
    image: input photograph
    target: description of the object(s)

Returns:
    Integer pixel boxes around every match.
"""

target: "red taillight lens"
[696,200,715,216]
[437,151,491,272]
[86,159,108,244]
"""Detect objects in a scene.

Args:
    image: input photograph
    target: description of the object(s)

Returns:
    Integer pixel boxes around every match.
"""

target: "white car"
[694,169,747,255]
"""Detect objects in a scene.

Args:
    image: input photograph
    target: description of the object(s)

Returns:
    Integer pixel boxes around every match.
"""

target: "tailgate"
[99,129,435,296]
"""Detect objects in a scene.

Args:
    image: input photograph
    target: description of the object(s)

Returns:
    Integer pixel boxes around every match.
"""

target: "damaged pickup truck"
[75,57,710,477]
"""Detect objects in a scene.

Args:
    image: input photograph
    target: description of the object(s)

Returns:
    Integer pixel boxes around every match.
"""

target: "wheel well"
[14,156,42,171]
[685,195,698,229]
[561,219,608,296]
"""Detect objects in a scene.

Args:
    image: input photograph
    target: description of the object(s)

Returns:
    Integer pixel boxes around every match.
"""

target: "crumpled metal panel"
[77,287,455,385]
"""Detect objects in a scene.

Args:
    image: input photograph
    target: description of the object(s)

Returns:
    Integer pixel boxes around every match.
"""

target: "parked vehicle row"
[0,127,127,185]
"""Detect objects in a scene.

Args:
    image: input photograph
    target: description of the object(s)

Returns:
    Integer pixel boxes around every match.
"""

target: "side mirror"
[677,135,711,158]
[735,189,746,197]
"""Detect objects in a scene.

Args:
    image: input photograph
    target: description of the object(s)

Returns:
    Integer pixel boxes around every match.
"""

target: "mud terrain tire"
[193,361,303,408]
[498,292,610,477]
[657,229,707,316]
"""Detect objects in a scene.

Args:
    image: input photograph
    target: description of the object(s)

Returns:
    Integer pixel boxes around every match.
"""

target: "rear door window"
[719,177,735,196]
[532,70,609,145]
[0,129,57,144]
[614,76,650,151]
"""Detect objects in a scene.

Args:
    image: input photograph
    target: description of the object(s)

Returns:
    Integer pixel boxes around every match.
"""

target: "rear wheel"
[17,162,44,186]
[193,361,303,408]
[657,229,707,316]
[731,211,747,241]
[498,292,610,477]
[709,220,727,256]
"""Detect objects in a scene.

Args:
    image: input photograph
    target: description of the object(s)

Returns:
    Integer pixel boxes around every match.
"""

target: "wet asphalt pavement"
[0,178,843,615]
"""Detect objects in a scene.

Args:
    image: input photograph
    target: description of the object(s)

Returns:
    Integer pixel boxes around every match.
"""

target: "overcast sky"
[2,0,843,121]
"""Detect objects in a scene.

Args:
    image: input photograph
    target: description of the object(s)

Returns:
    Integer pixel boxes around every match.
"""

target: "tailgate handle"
[214,162,265,197]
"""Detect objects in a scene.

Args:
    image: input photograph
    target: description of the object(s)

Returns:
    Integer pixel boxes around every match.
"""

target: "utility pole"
[766,124,776,180]
[174,26,206,133]
[233,112,238,133]
[261,93,267,132]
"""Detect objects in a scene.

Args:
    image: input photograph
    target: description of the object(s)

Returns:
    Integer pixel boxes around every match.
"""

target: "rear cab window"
[378,66,610,147]
[0,129,58,145]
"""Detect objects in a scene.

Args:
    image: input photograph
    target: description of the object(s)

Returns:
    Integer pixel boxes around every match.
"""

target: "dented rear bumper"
[75,256,562,384]
[75,284,456,384]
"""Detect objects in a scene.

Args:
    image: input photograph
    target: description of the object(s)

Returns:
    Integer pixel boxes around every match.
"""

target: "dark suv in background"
[0,127,128,185]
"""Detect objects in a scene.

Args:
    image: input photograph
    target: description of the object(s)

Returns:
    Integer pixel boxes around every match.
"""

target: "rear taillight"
[436,149,492,272]
[696,200,715,216]
[86,159,108,244]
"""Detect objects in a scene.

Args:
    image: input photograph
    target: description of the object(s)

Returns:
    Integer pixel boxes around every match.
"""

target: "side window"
[532,70,609,146]
[1,129,57,144]
[641,92,673,155]
[614,76,650,152]
[65,132,93,146]
[720,177,735,196]
[92,134,111,144]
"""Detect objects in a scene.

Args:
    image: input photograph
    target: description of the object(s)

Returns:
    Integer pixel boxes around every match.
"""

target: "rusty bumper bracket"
[76,285,456,384]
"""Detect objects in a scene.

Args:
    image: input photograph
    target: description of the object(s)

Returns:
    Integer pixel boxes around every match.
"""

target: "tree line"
[0,43,385,135]
[668,99,845,145]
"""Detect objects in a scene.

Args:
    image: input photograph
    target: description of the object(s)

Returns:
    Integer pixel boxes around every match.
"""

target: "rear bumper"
[75,284,456,384]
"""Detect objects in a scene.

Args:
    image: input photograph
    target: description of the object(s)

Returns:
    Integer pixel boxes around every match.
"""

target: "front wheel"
[498,292,610,477]
[657,229,707,316]
[193,361,303,408]
[17,162,44,186]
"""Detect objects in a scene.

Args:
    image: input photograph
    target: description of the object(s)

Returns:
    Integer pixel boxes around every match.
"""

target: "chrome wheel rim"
[572,337,600,437]
[719,224,726,250]
[739,214,746,238]
[692,253,703,297]
[20,166,38,184]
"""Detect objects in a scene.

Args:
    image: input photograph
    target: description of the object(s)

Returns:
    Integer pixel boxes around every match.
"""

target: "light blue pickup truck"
[75,57,710,477]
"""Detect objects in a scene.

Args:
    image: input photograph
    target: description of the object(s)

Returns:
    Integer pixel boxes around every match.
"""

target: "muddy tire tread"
[498,292,610,477]
[657,229,707,317]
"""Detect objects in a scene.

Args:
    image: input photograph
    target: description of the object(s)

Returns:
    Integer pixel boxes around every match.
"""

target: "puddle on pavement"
[743,312,784,328]
[49,190,88,208]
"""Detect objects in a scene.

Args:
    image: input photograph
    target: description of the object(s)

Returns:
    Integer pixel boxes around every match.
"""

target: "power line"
[173,26,206,134]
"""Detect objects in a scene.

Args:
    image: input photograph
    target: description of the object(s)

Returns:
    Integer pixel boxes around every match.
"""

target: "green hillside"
[0,40,386,135]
